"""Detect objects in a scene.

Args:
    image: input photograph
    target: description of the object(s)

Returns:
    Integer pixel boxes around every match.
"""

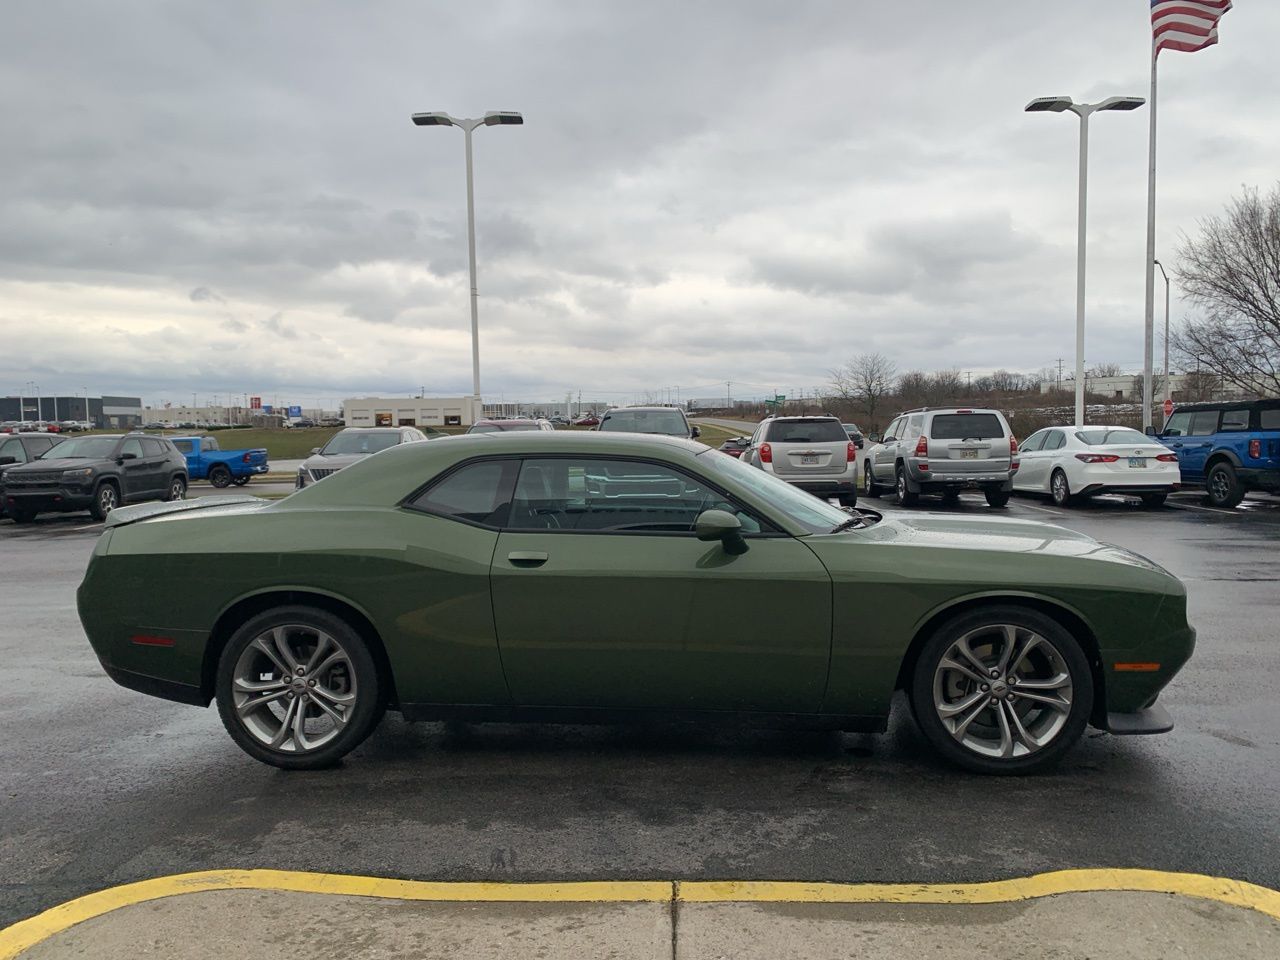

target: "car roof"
[606,406,685,413]
[765,415,840,422]
[335,427,403,433]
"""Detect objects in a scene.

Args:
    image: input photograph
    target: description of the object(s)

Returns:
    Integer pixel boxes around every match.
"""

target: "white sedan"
[1014,425,1181,508]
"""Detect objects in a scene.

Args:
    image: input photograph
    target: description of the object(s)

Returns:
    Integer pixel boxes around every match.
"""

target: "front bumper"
[1105,702,1174,735]
[4,488,96,514]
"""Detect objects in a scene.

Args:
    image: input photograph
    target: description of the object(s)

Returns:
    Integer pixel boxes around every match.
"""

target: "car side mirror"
[1143,425,1156,437]
[118,452,138,461]
[0,456,14,465]
[690,425,701,438]
[310,447,321,455]
[695,509,748,555]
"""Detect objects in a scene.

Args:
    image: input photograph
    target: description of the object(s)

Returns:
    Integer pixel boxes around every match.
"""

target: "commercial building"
[0,394,142,429]
[343,397,482,428]
[1038,373,1250,401]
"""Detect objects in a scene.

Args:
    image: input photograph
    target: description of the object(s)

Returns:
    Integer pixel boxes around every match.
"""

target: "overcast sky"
[1,1,1273,407]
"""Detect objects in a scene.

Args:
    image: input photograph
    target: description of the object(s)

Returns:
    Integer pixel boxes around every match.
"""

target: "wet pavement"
[1,488,1278,930]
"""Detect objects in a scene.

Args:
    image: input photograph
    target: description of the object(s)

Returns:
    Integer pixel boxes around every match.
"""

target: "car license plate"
[960,449,978,459]
[1128,457,1145,468]
[801,455,819,465]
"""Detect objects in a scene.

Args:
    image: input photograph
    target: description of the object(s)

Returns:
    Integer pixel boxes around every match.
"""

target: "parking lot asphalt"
[1,488,1278,931]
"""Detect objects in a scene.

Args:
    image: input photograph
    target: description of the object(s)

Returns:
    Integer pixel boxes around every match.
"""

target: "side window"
[1262,409,1280,430]
[1189,411,1220,436]
[906,416,924,439]
[1219,409,1250,432]
[1044,430,1066,451]
[407,460,518,528]
[884,419,902,441]
[1020,431,1045,453]
[120,438,144,459]
[142,438,165,456]
[173,440,193,454]
[507,458,764,535]
[1163,411,1192,437]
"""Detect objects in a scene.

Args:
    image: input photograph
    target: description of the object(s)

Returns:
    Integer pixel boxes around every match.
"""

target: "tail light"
[1075,453,1120,464]
[1249,439,1261,459]
[1009,435,1018,455]
[847,441,856,462]
[1156,453,1178,463]
[242,452,252,463]
[760,443,772,463]
[913,436,928,457]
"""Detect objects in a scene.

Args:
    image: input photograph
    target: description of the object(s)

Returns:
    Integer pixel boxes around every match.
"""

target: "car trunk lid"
[104,495,271,528]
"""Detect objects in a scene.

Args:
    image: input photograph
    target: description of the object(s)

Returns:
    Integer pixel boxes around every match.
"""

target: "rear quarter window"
[766,420,848,443]
[173,440,193,454]
[1262,409,1280,430]
[930,414,1005,440]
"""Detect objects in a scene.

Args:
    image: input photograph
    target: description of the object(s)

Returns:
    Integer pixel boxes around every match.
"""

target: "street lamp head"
[1025,96,1074,113]
[411,112,454,127]
[1097,95,1146,112]
[483,111,523,126]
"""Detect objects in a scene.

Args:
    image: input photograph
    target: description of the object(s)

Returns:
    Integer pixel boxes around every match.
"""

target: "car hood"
[301,453,369,471]
[845,512,1172,573]
[7,457,110,473]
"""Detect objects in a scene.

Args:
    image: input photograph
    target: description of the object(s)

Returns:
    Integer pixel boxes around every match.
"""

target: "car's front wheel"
[1140,492,1167,508]
[909,606,1093,774]
[8,508,37,524]
[215,606,385,769]
[89,482,119,521]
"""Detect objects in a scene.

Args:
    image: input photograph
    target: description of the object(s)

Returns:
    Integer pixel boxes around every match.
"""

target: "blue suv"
[1155,399,1280,508]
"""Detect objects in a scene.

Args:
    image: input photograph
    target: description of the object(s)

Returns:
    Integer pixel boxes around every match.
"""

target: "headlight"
[63,468,94,479]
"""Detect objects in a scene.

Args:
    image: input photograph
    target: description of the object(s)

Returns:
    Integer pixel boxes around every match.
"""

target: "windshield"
[38,436,118,459]
[700,448,850,534]
[319,432,400,456]
[930,413,1004,440]
[1075,428,1154,446]
[599,409,688,436]
[766,419,847,443]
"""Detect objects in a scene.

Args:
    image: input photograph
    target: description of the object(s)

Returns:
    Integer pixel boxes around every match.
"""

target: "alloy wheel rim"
[231,625,358,753]
[1053,474,1067,502]
[100,487,117,513]
[1211,471,1229,500]
[171,480,184,499]
[932,623,1073,760]
[898,474,906,498]
[864,467,873,493]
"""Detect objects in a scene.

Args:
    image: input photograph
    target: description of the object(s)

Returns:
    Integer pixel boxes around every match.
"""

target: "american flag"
[1151,1,1232,56]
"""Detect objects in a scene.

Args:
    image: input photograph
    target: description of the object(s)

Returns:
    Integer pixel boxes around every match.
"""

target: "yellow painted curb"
[3,868,1280,959]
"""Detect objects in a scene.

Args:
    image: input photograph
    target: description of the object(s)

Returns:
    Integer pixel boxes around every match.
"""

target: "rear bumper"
[787,479,857,496]
[904,458,1012,491]
[1238,467,1280,492]
[1077,482,1180,497]
[1104,702,1173,735]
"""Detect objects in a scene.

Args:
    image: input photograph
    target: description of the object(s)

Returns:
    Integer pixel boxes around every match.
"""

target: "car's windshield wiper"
[831,516,866,533]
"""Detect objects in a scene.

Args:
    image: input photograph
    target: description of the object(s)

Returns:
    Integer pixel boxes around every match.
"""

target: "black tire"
[1050,469,1073,508]
[1206,462,1245,509]
[940,490,961,505]
[8,508,37,524]
[208,465,232,489]
[1140,492,1167,508]
[985,487,1011,509]
[908,605,1094,775]
[896,465,919,507]
[89,482,119,521]
[838,491,858,509]
[862,462,880,498]
[232,476,250,486]
[215,606,385,770]
[163,475,187,502]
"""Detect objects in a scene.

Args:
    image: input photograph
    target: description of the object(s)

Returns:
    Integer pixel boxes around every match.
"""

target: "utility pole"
[1056,358,1065,391]
[726,382,732,409]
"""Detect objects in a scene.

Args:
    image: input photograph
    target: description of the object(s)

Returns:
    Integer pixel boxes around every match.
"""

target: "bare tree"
[1178,370,1219,402]
[1086,362,1125,378]
[1172,184,1280,396]
[831,353,897,428]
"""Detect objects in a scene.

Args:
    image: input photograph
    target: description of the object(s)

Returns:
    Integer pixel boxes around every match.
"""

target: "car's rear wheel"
[862,462,880,498]
[909,606,1093,774]
[215,606,384,769]
[208,465,232,488]
[838,491,858,508]
[984,487,1010,508]
[896,465,919,506]
[1140,492,1166,508]
[1206,462,1244,508]
[1050,469,1073,508]
[89,482,119,521]
[163,476,187,502]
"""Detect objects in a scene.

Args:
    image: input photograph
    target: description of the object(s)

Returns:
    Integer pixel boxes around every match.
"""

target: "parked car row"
[1,420,89,434]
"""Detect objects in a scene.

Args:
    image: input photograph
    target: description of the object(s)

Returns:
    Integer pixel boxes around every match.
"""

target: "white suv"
[862,407,1017,508]
[740,415,857,506]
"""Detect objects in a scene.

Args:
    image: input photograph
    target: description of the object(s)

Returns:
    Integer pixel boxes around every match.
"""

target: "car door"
[116,437,150,500]
[873,418,902,480]
[141,438,170,494]
[1165,409,1219,482]
[1014,430,1047,489]
[489,455,833,713]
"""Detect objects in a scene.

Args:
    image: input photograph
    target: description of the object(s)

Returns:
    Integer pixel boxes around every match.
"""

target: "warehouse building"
[0,394,142,428]
[343,396,482,428]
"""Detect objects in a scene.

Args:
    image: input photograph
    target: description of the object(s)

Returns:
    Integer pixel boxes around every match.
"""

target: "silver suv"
[862,408,1017,508]
[740,415,857,506]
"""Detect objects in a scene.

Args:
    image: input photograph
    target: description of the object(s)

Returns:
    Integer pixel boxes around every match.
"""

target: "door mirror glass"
[118,452,138,461]
[690,425,701,438]
[695,509,748,555]
[1143,425,1156,436]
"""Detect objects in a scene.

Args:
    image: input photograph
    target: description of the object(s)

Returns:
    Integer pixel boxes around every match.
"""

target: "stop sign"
[1163,398,1174,417]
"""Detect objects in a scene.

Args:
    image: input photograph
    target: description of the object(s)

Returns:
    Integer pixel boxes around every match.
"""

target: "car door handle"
[507,551,548,567]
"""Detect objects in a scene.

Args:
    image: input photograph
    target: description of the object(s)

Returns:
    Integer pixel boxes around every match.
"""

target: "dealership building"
[343,397,483,428]
[0,394,142,429]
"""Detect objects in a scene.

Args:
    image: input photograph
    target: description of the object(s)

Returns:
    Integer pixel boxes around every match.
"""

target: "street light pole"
[1154,259,1171,411]
[1026,95,1145,427]
[412,110,523,422]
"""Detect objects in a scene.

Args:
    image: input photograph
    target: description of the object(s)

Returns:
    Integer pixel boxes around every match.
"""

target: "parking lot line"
[4,867,1280,959]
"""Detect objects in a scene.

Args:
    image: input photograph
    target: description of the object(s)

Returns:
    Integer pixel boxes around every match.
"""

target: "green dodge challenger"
[77,432,1195,774]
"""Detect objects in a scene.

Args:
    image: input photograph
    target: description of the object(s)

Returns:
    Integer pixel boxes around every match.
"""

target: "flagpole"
[1142,43,1158,432]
